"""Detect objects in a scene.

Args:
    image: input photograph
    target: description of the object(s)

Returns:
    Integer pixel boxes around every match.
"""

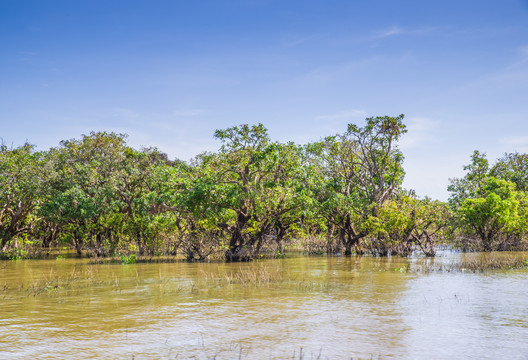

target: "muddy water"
[1,253,528,359]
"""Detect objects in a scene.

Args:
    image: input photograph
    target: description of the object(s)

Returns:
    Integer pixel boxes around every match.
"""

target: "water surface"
[1,253,528,359]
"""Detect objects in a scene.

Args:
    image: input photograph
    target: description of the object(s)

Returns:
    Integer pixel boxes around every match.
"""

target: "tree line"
[1,115,527,260]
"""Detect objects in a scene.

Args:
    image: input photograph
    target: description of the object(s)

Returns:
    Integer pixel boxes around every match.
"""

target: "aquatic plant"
[121,254,137,264]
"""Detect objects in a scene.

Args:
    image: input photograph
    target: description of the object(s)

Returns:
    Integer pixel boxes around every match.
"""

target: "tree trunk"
[1,234,11,251]
[226,210,250,261]
[344,233,363,256]
[275,222,286,255]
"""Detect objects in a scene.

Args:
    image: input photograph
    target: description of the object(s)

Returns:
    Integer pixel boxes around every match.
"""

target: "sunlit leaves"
[306,115,407,253]
[0,143,44,248]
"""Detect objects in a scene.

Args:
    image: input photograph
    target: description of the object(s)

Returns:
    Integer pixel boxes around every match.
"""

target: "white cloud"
[502,135,528,146]
[371,25,432,40]
[500,135,528,152]
[377,26,403,38]
[173,109,206,117]
[281,34,325,48]
[462,45,528,90]
[399,117,438,150]
[295,52,413,85]
[403,152,465,201]
[514,45,528,65]
[110,108,140,119]
[367,25,444,42]
[315,109,366,122]
[297,57,378,84]
[309,109,368,138]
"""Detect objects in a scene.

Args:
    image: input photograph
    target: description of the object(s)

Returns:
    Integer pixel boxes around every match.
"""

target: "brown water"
[1,252,528,359]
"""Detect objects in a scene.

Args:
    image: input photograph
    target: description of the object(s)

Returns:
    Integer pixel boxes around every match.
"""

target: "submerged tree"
[39,132,130,256]
[491,152,528,192]
[449,151,528,251]
[457,177,527,251]
[373,194,452,256]
[0,143,44,250]
[308,115,407,255]
[12,116,523,260]
[448,150,489,209]
[199,123,309,260]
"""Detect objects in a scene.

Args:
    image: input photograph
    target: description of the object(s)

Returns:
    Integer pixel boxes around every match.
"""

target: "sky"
[1,0,528,201]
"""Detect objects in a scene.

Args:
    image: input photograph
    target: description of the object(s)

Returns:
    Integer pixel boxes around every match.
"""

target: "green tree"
[308,115,407,255]
[242,141,311,255]
[40,132,129,256]
[0,143,44,250]
[457,177,526,251]
[201,123,309,260]
[374,194,451,256]
[448,151,528,251]
[491,152,528,191]
[448,150,489,208]
[150,155,226,260]
[115,146,178,256]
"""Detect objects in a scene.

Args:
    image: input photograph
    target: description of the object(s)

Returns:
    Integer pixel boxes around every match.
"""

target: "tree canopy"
[2,116,527,260]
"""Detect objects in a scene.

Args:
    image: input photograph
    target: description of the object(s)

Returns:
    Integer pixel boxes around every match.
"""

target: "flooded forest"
[3,115,528,260]
[2,115,528,359]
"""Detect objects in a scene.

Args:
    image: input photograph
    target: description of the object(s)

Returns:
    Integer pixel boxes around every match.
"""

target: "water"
[1,254,528,359]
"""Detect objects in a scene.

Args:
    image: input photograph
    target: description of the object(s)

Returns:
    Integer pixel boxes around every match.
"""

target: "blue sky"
[2,0,528,200]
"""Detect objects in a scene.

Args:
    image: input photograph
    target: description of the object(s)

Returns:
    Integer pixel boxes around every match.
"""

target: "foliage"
[0,143,44,250]
[457,177,526,250]
[448,150,489,209]
[491,152,528,192]
[373,194,452,256]
[449,152,528,251]
[5,116,528,261]
[201,124,309,260]
[307,114,407,255]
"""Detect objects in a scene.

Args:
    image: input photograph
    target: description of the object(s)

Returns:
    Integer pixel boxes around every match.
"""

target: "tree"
[448,150,489,208]
[457,177,526,251]
[491,152,528,192]
[374,194,451,256]
[114,146,178,256]
[236,141,310,255]
[0,143,44,250]
[198,123,309,260]
[448,151,528,251]
[151,154,227,261]
[39,132,129,256]
[308,115,407,255]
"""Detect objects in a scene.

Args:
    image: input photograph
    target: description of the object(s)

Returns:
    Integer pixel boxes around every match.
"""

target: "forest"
[2,115,528,261]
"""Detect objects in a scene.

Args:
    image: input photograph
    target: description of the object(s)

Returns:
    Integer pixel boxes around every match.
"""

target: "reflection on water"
[1,254,528,359]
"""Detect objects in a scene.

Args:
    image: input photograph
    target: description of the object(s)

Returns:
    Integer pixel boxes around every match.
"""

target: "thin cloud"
[462,45,528,89]
[509,45,528,67]
[281,34,325,48]
[297,51,415,85]
[519,45,528,56]
[315,109,367,122]
[312,109,368,136]
[299,57,379,83]
[399,117,438,150]
[377,26,403,38]
[110,108,140,119]
[368,25,444,42]
[501,135,528,152]
[329,25,445,48]
[173,109,206,117]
